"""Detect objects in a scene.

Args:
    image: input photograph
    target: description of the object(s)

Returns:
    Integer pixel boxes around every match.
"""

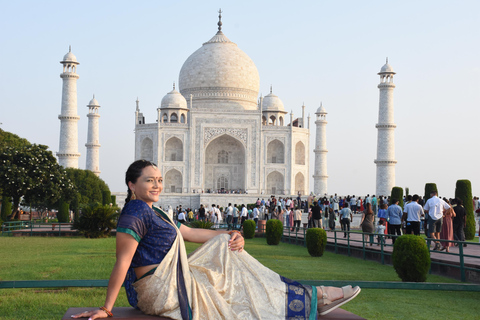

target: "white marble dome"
[178,31,260,110]
[161,87,188,109]
[262,91,285,112]
[63,51,78,63]
[88,96,99,107]
[379,63,395,74]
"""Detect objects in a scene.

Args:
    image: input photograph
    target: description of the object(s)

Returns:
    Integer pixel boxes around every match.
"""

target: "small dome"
[379,63,395,74]
[316,103,327,114]
[88,96,99,107]
[161,87,188,109]
[262,91,285,112]
[62,51,78,63]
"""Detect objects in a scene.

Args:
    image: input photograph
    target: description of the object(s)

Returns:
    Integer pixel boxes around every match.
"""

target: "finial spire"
[69,45,71,52]
[217,9,223,31]
[270,85,272,94]
[93,94,95,99]
[386,57,388,64]
[173,82,176,90]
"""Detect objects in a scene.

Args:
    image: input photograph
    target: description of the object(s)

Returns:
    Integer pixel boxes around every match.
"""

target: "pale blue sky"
[1,0,479,198]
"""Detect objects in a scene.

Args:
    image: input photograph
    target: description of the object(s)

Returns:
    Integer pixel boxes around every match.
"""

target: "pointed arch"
[164,169,182,193]
[295,141,305,165]
[267,171,284,195]
[295,172,305,195]
[267,139,284,164]
[165,137,183,161]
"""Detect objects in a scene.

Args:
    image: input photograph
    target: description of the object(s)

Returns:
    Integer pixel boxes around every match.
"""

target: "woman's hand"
[228,230,244,252]
[71,309,108,319]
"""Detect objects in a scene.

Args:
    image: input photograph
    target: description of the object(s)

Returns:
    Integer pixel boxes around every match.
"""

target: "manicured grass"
[1,236,480,319]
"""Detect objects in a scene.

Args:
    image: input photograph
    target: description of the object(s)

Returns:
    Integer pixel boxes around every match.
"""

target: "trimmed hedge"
[57,200,70,223]
[243,220,256,239]
[390,186,404,208]
[266,219,283,245]
[424,183,437,203]
[392,235,431,282]
[1,196,12,221]
[110,195,117,207]
[306,228,327,257]
[455,180,475,240]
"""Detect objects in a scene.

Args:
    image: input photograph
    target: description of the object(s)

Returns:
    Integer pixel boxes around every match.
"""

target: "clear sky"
[1,0,479,198]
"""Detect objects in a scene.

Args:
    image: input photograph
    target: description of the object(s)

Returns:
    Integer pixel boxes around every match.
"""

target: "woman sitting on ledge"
[72,160,360,320]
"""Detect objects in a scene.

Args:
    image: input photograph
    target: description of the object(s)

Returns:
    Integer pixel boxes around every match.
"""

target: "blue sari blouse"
[117,200,180,307]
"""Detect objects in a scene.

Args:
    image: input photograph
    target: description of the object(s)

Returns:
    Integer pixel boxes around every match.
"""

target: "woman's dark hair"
[455,197,463,206]
[125,160,157,204]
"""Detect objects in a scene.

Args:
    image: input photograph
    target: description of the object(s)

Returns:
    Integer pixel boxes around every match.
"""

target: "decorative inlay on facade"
[374,160,398,164]
[164,166,184,174]
[266,136,285,144]
[266,167,285,175]
[58,115,80,120]
[204,127,247,146]
[165,133,183,142]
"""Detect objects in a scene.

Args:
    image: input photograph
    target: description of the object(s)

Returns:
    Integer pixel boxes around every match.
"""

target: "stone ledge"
[63,307,365,319]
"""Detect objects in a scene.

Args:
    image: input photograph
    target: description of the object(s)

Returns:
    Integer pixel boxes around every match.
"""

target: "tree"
[0,144,75,219]
[0,129,30,196]
[65,168,111,211]
[1,196,12,221]
[455,180,475,240]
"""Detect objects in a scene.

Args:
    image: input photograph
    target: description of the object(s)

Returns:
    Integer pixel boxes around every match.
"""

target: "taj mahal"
[56,11,397,208]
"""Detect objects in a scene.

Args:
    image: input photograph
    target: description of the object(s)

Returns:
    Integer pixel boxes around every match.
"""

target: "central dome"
[178,31,260,110]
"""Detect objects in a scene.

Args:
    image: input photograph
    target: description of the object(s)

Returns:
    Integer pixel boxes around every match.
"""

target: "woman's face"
[128,165,163,207]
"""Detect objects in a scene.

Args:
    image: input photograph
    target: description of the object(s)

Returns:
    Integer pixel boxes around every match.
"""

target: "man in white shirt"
[210,204,218,224]
[226,203,234,230]
[232,204,239,230]
[240,204,248,230]
[177,210,186,224]
[403,194,424,235]
[350,196,357,214]
[424,191,450,250]
[253,205,260,225]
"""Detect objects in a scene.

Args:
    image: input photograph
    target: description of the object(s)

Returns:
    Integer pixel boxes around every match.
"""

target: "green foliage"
[0,144,75,217]
[455,180,475,240]
[57,200,70,223]
[73,204,118,238]
[405,187,409,197]
[392,235,431,282]
[188,220,214,229]
[0,129,30,152]
[65,168,110,210]
[243,219,256,239]
[424,183,438,203]
[102,190,112,205]
[110,195,117,206]
[266,219,283,245]
[306,228,327,257]
[1,196,12,221]
[390,186,404,208]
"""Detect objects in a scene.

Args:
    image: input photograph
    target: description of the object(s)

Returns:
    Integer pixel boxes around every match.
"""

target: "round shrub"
[266,219,283,245]
[392,235,431,282]
[306,228,327,257]
[243,220,256,239]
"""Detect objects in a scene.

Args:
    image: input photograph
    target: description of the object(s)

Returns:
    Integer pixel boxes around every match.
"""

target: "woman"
[328,207,336,231]
[73,160,360,320]
[377,203,388,236]
[440,202,456,252]
[360,203,375,246]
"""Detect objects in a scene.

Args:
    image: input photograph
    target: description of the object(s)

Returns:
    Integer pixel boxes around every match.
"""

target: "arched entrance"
[204,134,245,192]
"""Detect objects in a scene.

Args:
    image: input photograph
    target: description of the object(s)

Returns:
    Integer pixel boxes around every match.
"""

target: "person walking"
[386,199,403,245]
[452,198,467,246]
[440,201,456,252]
[339,203,353,238]
[360,203,375,246]
[424,191,451,250]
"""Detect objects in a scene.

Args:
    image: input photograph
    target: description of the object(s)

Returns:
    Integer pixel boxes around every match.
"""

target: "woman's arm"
[72,233,138,319]
[179,224,244,252]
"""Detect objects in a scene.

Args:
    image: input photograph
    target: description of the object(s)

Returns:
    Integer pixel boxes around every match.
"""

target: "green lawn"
[0,236,479,319]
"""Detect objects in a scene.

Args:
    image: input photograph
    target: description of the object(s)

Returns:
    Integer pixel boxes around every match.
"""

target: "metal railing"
[1,221,74,236]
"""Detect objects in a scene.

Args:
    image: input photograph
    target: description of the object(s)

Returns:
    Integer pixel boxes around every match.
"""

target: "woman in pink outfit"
[440,201,456,252]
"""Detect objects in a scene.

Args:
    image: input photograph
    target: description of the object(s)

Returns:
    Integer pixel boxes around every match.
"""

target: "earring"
[132,191,136,200]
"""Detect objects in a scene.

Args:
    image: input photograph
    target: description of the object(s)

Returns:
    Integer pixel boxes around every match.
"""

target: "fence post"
[459,244,465,282]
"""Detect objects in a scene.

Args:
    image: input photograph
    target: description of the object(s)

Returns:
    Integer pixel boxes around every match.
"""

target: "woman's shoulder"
[121,200,153,218]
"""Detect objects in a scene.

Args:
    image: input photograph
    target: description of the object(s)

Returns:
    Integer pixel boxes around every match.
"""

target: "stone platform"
[63,307,365,319]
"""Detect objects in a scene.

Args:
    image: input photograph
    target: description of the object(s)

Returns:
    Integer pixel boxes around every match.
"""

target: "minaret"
[375,59,397,197]
[313,103,328,195]
[85,95,101,176]
[57,46,80,168]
